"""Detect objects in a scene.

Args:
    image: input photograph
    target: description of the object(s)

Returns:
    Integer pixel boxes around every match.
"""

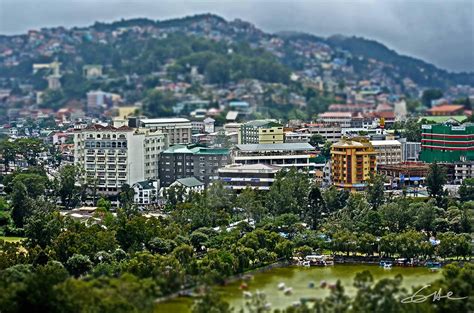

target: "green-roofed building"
[420,123,474,163]
[159,145,231,187]
[418,116,468,124]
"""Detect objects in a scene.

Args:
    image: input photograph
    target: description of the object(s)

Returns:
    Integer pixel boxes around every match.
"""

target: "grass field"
[0,236,25,242]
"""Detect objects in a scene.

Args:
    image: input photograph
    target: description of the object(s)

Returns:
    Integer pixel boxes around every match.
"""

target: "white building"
[140,118,192,145]
[74,124,167,195]
[218,163,281,191]
[233,143,322,174]
[317,112,352,127]
[370,140,402,166]
[204,117,215,133]
[132,180,159,208]
[400,139,421,162]
[454,162,474,184]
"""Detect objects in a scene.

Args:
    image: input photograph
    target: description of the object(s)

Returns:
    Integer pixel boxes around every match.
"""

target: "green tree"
[459,178,474,201]
[305,185,326,230]
[366,173,385,210]
[56,165,82,209]
[192,290,233,313]
[421,88,443,107]
[426,163,447,205]
[10,180,32,228]
[266,168,310,216]
[309,134,326,147]
[66,254,93,277]
[24,202,62,248]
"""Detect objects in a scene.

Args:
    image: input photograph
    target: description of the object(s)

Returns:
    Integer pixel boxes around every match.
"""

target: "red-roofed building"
[427,104,465,116]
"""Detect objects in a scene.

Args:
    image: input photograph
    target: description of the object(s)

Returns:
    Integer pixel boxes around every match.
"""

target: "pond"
[155,265,442,313]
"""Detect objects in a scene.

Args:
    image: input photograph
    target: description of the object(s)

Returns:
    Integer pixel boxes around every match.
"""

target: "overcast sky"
[1,0,473,72]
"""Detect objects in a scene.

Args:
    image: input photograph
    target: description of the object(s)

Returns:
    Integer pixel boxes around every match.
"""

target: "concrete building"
[370,140,402,166]
[239,120,284,144]
[330,138,377,191]
[399,139,421,161]
[286,124,342,143]
[158,145,231,187]
[233,143,321,173]
[317,112,352,127]
[132,180,159,209]
[377,162,429,188]
[420,123,474,163]
[218,163,281,191]
[170,177,205,194]
[203,117,215,133]
[74,124,167,196]
[140,118,192,145]
[454,162,474,184]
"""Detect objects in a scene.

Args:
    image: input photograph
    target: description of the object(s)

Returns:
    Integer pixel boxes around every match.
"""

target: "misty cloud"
[0,0,473,72]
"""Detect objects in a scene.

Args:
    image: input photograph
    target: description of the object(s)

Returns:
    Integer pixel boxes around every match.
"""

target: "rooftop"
[370,140,402,146]
[175,177,204,187]
[235,142,315,152]
[427,104,465,113]
[141,118,190,124]
[244,119,281,127]
[318,112,352,118]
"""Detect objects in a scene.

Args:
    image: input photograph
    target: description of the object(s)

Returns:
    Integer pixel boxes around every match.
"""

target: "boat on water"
[283,287,293,295]
[383,263,393,269]
[277,282,286,290]
[425,261,442,269]
[301,255,334,267]
[379,260,393,267]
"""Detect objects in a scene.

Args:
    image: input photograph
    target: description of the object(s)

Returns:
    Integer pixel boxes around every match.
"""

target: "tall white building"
[140,118,192,145]
[74,124,167,195]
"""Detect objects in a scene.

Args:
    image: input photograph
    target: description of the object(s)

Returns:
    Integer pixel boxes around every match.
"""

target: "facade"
[73,124,167,195]
[454,162,474,184]
[158,145,231,187]
[370,140,402,166]
[285,124,342,143]
[330,138,377,190]
[317,112,352,127]
[239,120,284,144]
[234,143,321,173]
[377,162,429,187]
[140,118,192,145]
[218,163,281,191]
[132,180,159,208]
[420,123,474,163]
[399,139,421,162]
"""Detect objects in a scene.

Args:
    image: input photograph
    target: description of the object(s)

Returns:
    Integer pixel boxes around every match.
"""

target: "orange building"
[330,138,377,191]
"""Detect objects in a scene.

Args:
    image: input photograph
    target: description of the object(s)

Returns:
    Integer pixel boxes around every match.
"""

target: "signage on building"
[451,126,466,131]
[421,125,432,130]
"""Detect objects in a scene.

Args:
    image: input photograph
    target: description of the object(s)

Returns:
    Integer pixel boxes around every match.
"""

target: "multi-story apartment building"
[454,162,474,184]
[140,118,192,145]
[420,123,474,163]
[239,120,284,144]
[233,143,321,173]
[132,180,159,209]
[158,145,231,187]
[331,138,377,191]
[218,163,281,191]
[317,112,352,127]
[73,124,167,195]
[399,139,421,161]
[285,124,342,143]
[370,140,402,166]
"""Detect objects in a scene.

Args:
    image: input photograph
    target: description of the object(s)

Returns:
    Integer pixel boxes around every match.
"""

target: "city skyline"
[1,0,473,72]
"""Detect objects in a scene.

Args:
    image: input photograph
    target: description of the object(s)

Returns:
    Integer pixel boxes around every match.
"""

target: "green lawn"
[0,236,25,242]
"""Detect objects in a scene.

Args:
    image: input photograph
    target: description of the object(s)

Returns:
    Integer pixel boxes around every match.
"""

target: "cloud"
[0,0,472,72]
